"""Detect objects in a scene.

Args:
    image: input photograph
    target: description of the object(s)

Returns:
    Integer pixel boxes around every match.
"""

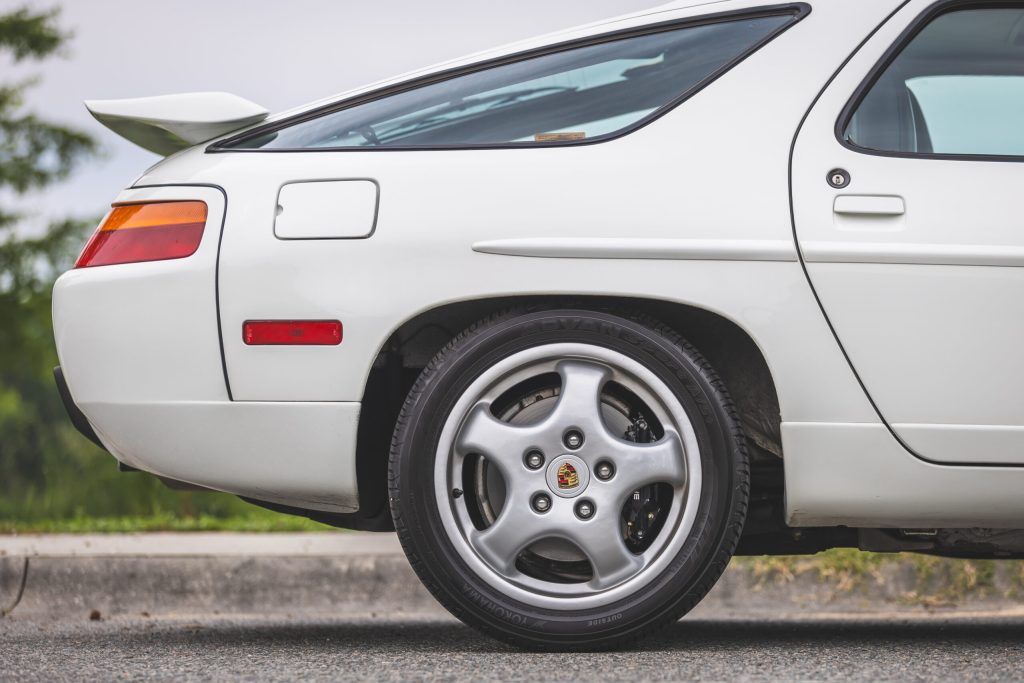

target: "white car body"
[54,0,1024,536]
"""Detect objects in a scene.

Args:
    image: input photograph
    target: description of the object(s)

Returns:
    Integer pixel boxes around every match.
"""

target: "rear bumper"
[80,399,361,513]
[53,368,361,513]
[52,184,361,514]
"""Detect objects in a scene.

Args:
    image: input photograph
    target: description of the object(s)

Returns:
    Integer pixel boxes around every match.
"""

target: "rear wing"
[84,92,269,156]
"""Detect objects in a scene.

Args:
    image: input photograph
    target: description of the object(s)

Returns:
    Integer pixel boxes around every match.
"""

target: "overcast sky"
[2,0,663,233]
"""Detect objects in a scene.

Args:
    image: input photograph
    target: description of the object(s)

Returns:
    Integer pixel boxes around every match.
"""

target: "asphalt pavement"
[4,611,1024,681]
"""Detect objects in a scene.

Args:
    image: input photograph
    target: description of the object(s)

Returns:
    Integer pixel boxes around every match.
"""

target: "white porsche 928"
[52,0,1024,649]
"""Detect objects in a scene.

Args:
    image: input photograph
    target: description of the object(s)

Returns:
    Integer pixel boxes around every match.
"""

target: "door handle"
[833,195,905,216]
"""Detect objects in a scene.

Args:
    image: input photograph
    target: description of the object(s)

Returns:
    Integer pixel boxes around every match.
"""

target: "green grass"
[732,548,1015,605]
[0,510,336,534]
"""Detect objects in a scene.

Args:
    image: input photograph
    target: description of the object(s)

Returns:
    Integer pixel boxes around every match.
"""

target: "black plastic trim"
[209,3,810,154]
[53,366,106,452]
[241,496,394,532]
[131,182,234,401]
[836,0,1024,163]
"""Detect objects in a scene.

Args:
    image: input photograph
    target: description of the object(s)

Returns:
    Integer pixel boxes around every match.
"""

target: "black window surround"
[836,0,1024,163]
[210,3,810,154]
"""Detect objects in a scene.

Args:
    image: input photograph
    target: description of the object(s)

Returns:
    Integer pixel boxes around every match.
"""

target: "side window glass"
[844,7,1024,157]
[226,12,798,150]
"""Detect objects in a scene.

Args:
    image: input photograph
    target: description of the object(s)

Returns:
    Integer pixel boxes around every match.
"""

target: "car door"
[792,0,1024,465]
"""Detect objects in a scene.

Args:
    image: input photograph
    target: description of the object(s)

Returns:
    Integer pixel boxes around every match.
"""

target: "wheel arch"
[353,295,783,527]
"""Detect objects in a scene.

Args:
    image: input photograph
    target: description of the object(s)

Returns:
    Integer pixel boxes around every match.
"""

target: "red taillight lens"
[75,201,208,268]
[243,320,343,346]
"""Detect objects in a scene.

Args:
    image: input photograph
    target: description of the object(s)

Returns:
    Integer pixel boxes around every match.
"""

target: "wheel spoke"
[469,502,544,576]
[609,430,687,496]
[572,510,643,589]
[550,361,610,435]
[456,403,548,483]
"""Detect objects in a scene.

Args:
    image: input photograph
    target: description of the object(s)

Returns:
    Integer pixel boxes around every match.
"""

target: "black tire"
[388,308,749,650]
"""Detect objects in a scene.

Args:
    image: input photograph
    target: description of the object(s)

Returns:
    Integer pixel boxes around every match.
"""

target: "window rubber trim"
[209,3,810,154]
[836,0,1024,163]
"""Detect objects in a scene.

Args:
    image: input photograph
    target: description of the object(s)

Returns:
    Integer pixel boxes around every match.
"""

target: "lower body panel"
[83,399,361,513]
[785,422,1024,528]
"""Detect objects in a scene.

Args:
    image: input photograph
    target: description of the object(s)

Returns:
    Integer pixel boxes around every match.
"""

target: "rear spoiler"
[84,92,269,156]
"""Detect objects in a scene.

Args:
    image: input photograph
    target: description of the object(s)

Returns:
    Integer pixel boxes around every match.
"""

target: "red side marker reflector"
[243,320,343,346]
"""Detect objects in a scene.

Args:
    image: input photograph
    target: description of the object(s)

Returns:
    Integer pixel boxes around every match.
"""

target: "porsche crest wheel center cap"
[545,454,590,498]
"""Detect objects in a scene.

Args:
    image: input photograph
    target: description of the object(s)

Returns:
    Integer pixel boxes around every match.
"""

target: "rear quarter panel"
[133,0,898,428]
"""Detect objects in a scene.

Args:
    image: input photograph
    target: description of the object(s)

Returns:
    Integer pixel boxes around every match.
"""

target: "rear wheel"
[389,309,748,650]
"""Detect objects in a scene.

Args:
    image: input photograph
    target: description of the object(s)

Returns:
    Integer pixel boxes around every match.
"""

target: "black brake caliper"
[622,414,668,553]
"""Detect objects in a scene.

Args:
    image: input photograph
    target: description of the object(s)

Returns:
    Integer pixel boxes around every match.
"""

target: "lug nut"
[525,450,545,470]
[575,500,595,520]
[595,462,614,480]
[563,430,584,450]
[532,493,552,513]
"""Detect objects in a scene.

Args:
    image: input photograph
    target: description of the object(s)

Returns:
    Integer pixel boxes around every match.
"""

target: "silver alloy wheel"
[434,342,702,610]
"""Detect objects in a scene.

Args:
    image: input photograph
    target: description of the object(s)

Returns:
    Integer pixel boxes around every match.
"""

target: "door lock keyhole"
[827,168,851,189]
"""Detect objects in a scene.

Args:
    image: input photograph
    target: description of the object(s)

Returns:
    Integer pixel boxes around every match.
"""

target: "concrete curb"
[0,532,403,558]
[2,533,1023,620]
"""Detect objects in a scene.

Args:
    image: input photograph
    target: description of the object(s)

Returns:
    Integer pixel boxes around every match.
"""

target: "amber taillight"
[75,201,208,268]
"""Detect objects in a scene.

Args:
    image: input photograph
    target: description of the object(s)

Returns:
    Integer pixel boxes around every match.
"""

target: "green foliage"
[733,548,1018,605]
[0,7,63,62]
[0,102,97,193]
[0,6,284,530]
[0,7,95,195]
[0,510,332,534]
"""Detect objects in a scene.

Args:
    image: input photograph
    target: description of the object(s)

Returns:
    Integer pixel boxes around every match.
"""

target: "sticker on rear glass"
[535,132,586,142]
